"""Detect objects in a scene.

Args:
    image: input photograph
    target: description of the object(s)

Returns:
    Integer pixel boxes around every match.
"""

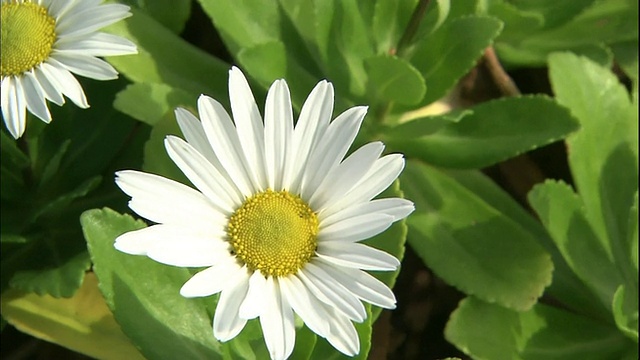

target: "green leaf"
[610,40,639,82]
[385,109,472,141]
[371,0,418,53]
[417,0,451,37]
[629,192,639,274]
[237,41,287,87]
[5,242,91,298]
[445,170,609,318]
[114,83,194,126]
[120,0,192,34]
[403,161,552,311]
[494,0,637,66]
[410,16,502,106]
[142,111,190,185]
[388,95,579,169]
[104,7,229,103]
[508,0,597,29]
[549,53,638,287]
[612,285,639,342]
[364,55,426,105]
[1,131,30,169]
[528,180,622,310]
[446,296,634,360]
[82,208,224,359]
[0,273,145,360]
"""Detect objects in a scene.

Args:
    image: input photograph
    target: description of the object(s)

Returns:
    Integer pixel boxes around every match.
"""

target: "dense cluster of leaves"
[1,0,637,359]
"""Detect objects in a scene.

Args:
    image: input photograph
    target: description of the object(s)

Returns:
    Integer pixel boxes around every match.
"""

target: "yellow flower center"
[1,2,56,77]
[227,189,318,277]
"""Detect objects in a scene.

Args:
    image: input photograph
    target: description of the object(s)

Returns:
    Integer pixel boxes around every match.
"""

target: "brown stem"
[483,47,521,97]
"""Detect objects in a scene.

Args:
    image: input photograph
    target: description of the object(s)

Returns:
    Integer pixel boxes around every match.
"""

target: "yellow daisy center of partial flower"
[227,189,319,277]
[1,2,56,77]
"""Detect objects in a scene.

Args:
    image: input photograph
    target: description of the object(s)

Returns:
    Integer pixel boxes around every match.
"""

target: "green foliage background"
[1,0,637,359]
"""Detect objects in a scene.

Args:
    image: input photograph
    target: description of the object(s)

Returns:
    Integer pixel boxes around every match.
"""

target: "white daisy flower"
[114,67,414,360]
[1,0,137,138]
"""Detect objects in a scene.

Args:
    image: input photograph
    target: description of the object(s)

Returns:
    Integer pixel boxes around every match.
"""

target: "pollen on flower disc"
[1,2,56,77]
[227,189,319,277]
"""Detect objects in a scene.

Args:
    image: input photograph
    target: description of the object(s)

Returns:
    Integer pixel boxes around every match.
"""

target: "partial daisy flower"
[1,0,137,138]
[115,67,413,360]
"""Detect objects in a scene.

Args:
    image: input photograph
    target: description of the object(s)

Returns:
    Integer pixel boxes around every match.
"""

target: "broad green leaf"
[447,170,610,319]
[289,325,318,360]
[114,83,194,126]
[549,53,638,286]
[403,161,552,311]
[446,296,634,360]
[0,273,144,360]
[612,285,639,341]
[105,7,229,104]
[410,16,502,106]
[385,109,472,139]
[388,95,579,169]
[528,180,622,310]
[82,208,224,359]
[120,0,192,34]
[364,55,426,105]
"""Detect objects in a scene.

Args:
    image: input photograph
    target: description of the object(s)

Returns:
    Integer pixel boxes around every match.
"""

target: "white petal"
[300,106,367,199]
[317,260,397,309]
[115,170,226,229]
[309,142,383,211]
[228,67,267,190]
[174,107,243,201]
[260,277,295,360]
[214,270,250,341]
[298,262,366,322]
[22,72,52,123]
[238,271,268,320]
[317,242,400,271]
[165,136,242,213]
[1,76,26,139]
[324,307,360,356]
[319,213,394,243]
[321,198,414,226]
[264,79,293,190]
[279,275,331,337]
[40,60,88,108]
[180,259,244,298]
[115,224,229,267]
[175,107,218,165]
[55,32,137,56]
[51,52,118,80]
[283,80,333,192]
[32,66,65,105]
[56,4,131,38]
[322,154,405,216]
[199,95,255,196]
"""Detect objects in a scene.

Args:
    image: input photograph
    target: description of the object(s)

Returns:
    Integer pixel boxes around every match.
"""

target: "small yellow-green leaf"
[1,272,144,360]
